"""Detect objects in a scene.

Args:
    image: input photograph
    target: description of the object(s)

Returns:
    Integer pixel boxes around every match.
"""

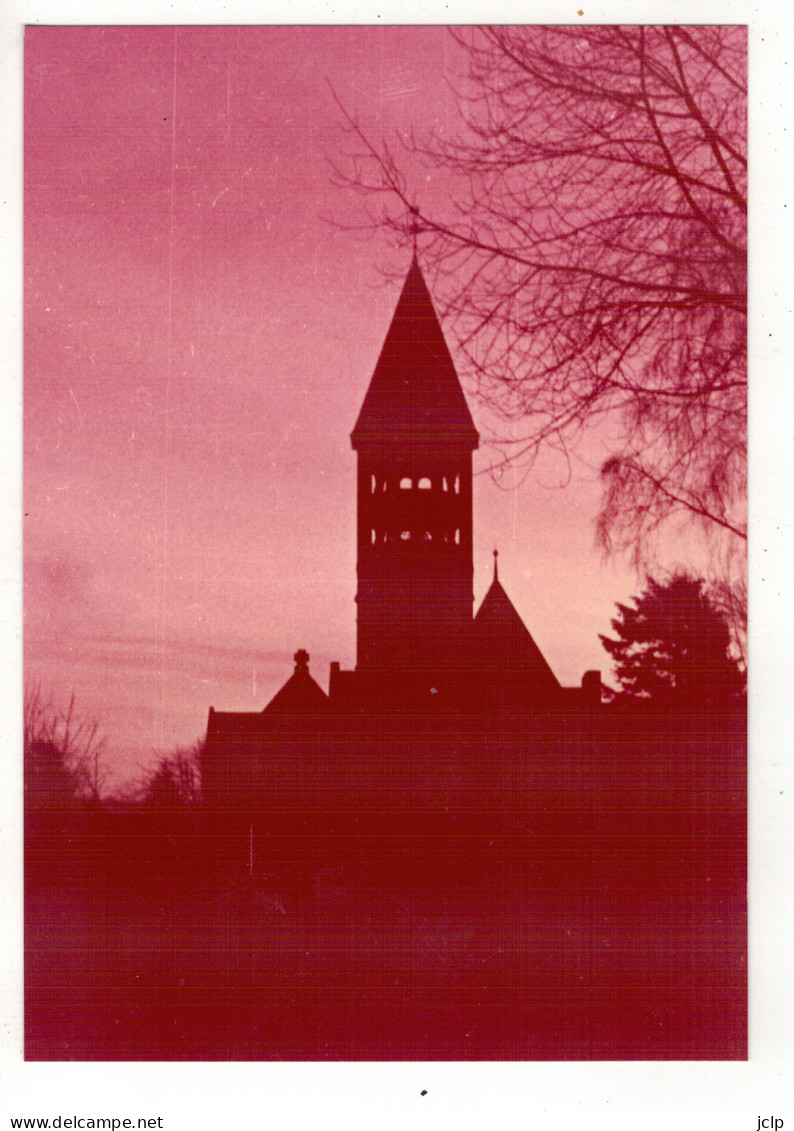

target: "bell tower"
[350,255,479,701]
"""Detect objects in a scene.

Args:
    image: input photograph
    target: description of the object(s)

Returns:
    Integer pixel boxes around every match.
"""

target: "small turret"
[263,648,329,714]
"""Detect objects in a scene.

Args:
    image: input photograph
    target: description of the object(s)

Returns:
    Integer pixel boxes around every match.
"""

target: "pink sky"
[25,25,647,789]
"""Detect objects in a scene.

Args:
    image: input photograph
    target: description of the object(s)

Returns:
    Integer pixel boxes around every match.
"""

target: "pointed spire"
[351,256,479,454]
[493,548,499,582]
[473,566,560,692]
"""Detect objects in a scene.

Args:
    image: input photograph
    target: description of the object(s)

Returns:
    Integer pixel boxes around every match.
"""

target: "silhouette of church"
[203,257,600,819]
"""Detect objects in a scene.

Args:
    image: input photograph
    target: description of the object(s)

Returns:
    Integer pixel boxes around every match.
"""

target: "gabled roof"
[263,649,329,715]
[351,255,479,453]
[473,561,560,693]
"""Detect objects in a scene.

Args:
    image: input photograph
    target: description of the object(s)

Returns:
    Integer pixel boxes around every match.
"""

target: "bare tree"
[24,682,109,806]
[144,741,203,816]
[334,26,746,586]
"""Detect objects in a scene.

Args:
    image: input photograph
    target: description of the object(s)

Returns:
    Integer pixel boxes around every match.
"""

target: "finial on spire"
[294,648,309,672]
[493,548,499,582]
[408,204,420,260]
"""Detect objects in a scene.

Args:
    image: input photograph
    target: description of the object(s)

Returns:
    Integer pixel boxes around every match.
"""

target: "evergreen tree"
[599,573,745,706]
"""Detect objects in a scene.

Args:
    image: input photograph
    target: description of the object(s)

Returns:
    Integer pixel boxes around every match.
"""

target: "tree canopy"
[336,25,747,577]
[599,572,745,706]
[143,743,203,815]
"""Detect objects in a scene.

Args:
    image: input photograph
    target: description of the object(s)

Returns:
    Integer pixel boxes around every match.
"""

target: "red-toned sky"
[25,24,654,789]
[9,4,794,1117]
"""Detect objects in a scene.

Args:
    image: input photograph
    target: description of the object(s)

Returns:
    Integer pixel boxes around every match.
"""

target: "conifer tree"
[599,573,745,706]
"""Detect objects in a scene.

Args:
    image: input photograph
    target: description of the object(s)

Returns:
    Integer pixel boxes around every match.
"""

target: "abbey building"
[203,257,599,817]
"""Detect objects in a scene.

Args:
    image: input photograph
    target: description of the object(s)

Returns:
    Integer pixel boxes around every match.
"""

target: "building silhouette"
[203,256,600,822]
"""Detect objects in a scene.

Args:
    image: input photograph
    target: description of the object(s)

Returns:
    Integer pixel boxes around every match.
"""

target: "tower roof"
[351,256,479,453]
[473,563,560,693]
[263,649,329,715]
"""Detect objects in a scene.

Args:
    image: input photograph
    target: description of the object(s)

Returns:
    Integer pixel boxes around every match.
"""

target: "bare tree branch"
[331,25,746,606]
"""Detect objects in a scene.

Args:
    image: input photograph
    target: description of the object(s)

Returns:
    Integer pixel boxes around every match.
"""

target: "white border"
[3,1,792,1125]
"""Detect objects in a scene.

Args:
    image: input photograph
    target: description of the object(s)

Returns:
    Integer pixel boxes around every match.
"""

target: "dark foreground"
[26,710,746,1060]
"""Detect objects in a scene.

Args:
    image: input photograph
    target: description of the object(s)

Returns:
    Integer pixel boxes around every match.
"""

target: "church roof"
[351,255,479,453]
[263,649,329,715]
[473,557,560,692]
